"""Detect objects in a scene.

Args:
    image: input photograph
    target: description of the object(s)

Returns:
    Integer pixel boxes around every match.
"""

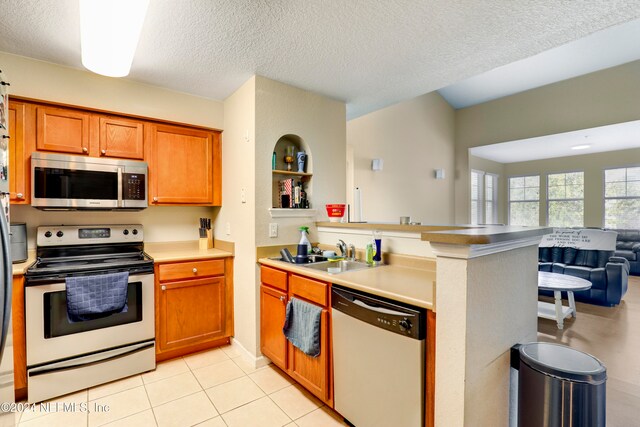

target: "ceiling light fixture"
[80,0,149,77]
[571,144,591,150]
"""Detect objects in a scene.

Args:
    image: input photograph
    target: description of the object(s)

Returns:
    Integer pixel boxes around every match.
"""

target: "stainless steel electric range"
[24,224,156,403]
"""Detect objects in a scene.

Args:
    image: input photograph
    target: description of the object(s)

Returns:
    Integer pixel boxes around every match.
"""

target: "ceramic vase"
[297,151,306,173]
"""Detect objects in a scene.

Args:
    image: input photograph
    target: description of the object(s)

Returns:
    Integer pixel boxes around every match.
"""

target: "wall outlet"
[225,222,231,235]
[269,223,278,238]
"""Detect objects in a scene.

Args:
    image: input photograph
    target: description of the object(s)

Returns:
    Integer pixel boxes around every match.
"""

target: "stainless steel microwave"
[31,152,148,210]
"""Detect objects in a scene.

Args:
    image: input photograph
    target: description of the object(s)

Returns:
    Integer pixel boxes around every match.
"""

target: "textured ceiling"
[1,1,640,118]
[439,18,640,109]
[470,120,640,163]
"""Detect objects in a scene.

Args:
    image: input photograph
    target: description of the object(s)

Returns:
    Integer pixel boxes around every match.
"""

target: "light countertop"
[12,250,36,276]
[259,257,435,310]
[316,221,552,245]
[144,241,233,263]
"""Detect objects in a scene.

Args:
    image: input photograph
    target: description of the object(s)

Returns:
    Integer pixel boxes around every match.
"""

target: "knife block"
[199,229,213,250]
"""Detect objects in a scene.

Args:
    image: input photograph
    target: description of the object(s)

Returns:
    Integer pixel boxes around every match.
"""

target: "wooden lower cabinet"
[260,265,332,406]
[288,309,330,402]
[259,285,288,370]
[12,275,26,401]
[156,258,234,361]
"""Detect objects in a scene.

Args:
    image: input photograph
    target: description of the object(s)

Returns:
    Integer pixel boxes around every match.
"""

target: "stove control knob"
[399,318,411,331]
[132,229,138,235]
[56,231,64,238]
[123,229,129,235]
[44,231,52,238]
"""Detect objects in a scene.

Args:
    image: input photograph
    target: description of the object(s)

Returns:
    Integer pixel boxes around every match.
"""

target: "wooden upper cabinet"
[148,123,221,205]
[8,101,33,203]
[98,116,144,159]
[36,106,91,155]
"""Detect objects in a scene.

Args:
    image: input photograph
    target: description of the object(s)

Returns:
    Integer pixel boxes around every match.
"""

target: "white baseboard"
[230,338,272,369]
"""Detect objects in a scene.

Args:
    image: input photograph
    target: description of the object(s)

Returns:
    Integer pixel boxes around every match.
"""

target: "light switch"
[226,222,231,235]
[241,188,246,203]
[269,223,278,238]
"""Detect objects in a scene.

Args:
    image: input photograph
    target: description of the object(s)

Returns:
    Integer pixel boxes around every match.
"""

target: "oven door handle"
[28,340,154,377]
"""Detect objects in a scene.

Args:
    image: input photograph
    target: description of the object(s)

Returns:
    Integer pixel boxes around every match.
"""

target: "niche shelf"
[271,134,314,213]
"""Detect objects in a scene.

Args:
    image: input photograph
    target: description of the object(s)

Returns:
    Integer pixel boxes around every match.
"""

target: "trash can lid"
[519,342,607,383]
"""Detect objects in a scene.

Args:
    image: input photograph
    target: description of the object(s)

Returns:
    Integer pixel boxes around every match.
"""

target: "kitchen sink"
[301,260,374,274]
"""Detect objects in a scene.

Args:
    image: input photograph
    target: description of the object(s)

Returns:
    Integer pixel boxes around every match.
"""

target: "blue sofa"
[538,246,630,307]
[606,229,640,276]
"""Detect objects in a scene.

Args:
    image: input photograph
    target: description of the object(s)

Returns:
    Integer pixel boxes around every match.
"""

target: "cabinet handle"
[192,268,198,273]
[101,149,106,155]
[279,296,285,302]
[161,285,166,291]
[16,193,23,199]
[153,197,158,202]
[82,147,88,153]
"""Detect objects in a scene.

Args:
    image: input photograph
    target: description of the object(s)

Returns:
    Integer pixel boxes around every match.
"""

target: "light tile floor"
[15,345,347,427]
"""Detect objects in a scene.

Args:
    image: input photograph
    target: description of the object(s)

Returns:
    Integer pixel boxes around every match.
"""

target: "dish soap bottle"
[298,226,312,254]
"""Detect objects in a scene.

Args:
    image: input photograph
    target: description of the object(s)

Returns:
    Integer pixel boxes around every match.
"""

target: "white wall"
[346,91,455,224]
[0,52,224,129]
[455,60,640,223]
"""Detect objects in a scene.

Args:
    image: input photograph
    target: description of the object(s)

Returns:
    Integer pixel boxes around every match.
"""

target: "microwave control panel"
[122,173,146,200]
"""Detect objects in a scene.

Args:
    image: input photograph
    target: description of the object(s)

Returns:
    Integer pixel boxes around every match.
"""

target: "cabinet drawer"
[158,259,225,282]
[290,275,328,306]
[261,266,287,292]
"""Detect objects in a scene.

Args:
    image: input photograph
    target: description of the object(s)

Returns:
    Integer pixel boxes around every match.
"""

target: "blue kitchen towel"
[66,272,129,322]
[283,297,322,357]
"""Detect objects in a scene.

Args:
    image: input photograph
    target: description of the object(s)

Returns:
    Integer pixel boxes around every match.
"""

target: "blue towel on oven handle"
[66,272,129,322]
[283,297,322,357]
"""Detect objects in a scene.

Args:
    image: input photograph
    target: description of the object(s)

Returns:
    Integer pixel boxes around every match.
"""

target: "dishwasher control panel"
[332,285,425,339]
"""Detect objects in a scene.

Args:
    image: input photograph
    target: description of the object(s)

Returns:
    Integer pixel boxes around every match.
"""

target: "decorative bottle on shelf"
[272,152,276,170]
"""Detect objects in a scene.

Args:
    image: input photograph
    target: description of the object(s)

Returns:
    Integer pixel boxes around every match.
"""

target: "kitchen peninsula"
[269,222,551,426]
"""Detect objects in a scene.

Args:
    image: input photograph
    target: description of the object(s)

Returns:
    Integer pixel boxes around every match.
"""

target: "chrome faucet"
[337,240,347,258]
[348,243,356,261]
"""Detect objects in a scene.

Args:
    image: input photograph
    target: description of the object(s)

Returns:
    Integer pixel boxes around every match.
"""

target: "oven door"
[25,273,154,366]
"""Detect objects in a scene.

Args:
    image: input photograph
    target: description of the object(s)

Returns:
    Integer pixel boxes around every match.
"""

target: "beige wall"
[218,76,346,358]
[0,51,224,129]
[255,76,346,247]
[455,60,640,223]
[1,51,225,243]
[12,205,214,248]
[346,92,455,224]
[215,77,258,355]
[500,147,640,227]
[469,155,507,224]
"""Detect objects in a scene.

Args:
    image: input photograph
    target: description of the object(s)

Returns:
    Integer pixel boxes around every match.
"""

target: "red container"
[326,204,346,220]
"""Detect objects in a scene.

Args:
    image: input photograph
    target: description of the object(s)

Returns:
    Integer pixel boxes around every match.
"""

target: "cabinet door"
[36,106,90,155]
[158,276,225,352]
[12,275,26,400]
[260,285,288,370]
[287,308,330,403]
[8,101,30,203]
[148,124,216,205]
[99,116,144,159]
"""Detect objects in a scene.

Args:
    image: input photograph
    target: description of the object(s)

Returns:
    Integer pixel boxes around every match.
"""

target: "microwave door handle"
[117,167,123,208]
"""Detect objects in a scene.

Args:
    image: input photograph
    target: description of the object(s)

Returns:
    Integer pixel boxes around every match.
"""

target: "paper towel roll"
[353,187,362,222]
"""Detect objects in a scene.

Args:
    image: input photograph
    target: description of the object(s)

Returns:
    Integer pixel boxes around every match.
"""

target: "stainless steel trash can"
[515,342,606,427]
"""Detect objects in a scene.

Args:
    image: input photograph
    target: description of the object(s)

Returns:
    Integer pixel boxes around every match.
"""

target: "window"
[604,166,640,228]
[485,173,498,224]
[509,175,540,226]
[471,170,483,225]
[471,170,499,225]
[547,172,584,227]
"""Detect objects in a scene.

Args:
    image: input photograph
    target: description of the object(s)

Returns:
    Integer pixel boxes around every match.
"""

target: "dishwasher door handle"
[352,298,412,316]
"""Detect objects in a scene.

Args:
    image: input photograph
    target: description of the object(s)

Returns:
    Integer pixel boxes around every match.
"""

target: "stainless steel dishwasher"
[331,285,426,427]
